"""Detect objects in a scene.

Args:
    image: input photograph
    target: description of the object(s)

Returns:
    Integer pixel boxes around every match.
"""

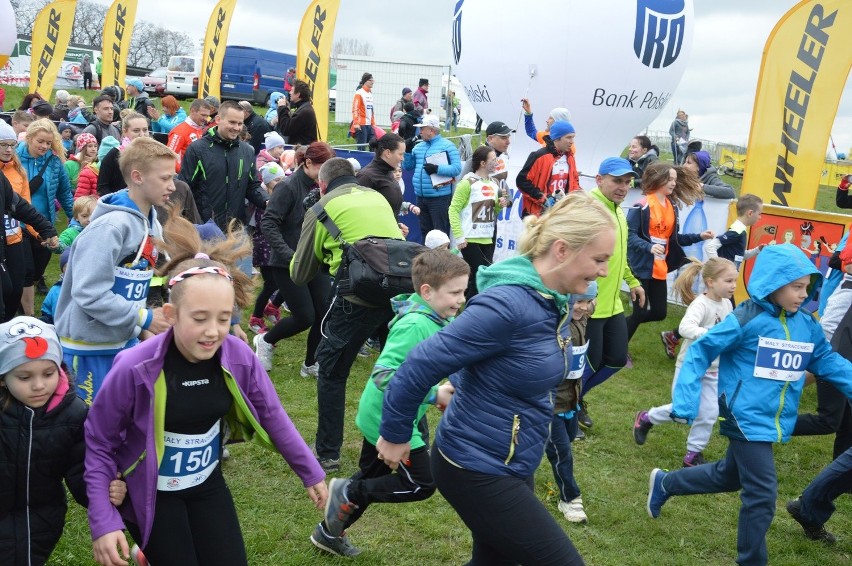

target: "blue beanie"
[692,151,711,176]
[549,120,575,141]
[573,280,598,301]
[194,218,225,242]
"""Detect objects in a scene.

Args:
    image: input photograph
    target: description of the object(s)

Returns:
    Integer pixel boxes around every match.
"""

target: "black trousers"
[626,278,669,341]
[126,470,247,566]
[264,267,331,366]
[25,232,51,287]
[432,450,585,566]
[1,243,26,321]
[461,242,494,299]
[794,380,852,460]
[332,440,435,531]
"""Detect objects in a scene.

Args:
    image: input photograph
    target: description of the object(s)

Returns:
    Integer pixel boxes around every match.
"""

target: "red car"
[142,67,167,97]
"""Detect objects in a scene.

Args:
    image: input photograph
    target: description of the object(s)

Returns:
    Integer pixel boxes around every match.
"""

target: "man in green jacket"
[579,157,646,430]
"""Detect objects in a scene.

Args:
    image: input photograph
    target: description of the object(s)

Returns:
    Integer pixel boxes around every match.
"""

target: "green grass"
[12,84,852,565]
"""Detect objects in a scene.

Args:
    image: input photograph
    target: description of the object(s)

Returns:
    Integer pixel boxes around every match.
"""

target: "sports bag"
[311,202,427,307]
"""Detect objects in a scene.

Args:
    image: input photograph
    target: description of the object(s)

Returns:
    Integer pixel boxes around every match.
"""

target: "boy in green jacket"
[310,249,469,557]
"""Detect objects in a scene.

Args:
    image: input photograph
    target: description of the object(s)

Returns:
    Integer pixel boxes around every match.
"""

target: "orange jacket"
[515,142,580,217]
[350,87,376,132]
[1,160,39,243]
[168,120,207,172]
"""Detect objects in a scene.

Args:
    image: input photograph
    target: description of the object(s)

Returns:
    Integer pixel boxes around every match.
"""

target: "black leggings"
[585,313,628,372]
[25,232,52,286]
[431,450,584,566]
[251,266,280,318]
[264,267,331,366]
[460,242,494,299]
[626,278,669,341]
[126,470,247,566]
[794,380,852,460]
[2,243,26,321]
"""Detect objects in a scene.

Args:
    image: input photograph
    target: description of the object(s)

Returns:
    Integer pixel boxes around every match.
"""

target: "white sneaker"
[300,362,319,378]
[253,333,274,372]
[558,497,587,524]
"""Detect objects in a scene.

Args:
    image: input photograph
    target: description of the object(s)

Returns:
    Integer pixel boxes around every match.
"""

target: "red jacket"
[167,120,206,171]
[515,139,579,217]
[74,164,99,198]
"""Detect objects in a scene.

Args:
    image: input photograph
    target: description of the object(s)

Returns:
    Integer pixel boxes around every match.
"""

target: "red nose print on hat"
[23,336,48,359]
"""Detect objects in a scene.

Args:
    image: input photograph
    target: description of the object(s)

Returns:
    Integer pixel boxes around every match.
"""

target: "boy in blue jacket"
[646,243,852,566]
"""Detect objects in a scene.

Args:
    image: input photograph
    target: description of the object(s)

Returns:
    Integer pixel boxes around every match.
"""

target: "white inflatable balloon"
[452,0,694,175]
[0,0,15,69]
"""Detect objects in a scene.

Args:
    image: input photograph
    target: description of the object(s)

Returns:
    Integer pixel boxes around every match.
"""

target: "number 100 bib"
[753,337,814,382]
[158,421,221,491]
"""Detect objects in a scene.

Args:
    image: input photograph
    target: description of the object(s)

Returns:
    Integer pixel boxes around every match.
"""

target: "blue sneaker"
[647,468,670,518]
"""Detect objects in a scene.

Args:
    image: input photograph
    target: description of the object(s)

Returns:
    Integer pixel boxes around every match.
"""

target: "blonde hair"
[641,161,703,207]
[25,119,66,164]
[119,137,177,181]
[119,108,133,121]
[68,95,83,109]
[519,191,615,259]
[122,111,147,132]
[72,195,97,218]
[673,257,737,305]
[156,214,253,309]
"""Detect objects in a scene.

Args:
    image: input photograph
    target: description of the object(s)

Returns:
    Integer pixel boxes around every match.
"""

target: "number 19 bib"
[158,421,221,491]
[753,337,814,382]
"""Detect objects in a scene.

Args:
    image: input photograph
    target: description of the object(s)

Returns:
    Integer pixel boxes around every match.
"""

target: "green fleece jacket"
[355,293,448,449]
[590,187,640,318]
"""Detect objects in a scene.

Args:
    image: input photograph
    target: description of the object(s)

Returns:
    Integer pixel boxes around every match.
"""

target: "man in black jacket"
[276,80,319,145]
[239,101,272,155]
[178,101,268,231]
[397,102,419,152]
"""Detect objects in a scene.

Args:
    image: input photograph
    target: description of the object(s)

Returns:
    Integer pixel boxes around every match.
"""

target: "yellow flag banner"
[101,0,138,89]
[29,0,77,95]
[741,1,852,209]
[296,0,340,141]
[199,0,237,100]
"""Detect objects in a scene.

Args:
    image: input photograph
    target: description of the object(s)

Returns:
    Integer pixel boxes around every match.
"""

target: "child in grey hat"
[0,316,126,565]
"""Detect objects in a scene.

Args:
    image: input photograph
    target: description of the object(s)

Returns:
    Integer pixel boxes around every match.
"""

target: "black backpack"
[311,202,427,307]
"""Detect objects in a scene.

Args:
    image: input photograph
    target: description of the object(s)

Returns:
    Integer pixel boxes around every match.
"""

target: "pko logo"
[452,0,464,64]
[634,0,686,69]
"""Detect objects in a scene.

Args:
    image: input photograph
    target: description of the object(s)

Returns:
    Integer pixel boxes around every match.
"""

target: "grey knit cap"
[0,317,63,375]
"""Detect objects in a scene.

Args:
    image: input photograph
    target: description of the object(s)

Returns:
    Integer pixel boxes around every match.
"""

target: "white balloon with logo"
[0,0,15,71]
[451,0,695,260]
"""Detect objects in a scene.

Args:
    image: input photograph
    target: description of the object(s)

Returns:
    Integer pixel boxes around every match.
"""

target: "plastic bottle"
[681,199,707,262]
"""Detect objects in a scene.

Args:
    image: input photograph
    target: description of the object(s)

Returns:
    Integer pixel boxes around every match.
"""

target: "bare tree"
[13,0,48,36]
[71,1,106,47]
[128,22,194,68]
[332,38,375,58]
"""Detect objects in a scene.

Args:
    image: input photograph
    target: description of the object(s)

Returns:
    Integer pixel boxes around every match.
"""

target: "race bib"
[568,342,589,380]
[158,421,221,491]
[111,266,152,304]
[753,337,814,381]
[3,215,20,237]
[549,155,570,193]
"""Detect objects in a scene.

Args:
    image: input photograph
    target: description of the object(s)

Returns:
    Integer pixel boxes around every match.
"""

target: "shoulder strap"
[310,201,345,243]
[37,154,53,177]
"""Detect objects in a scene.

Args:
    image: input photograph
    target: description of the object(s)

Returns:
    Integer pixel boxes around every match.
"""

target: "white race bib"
[111,266,152,306]
[753,337,814,382]
[3,215,20,237]
[568,342,589,380]
[158,421,221,491]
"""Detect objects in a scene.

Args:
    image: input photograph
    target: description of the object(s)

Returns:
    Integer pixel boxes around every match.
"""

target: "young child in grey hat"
[0,316,126,565]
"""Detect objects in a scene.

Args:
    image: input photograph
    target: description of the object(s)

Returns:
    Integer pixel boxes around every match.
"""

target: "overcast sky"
[87,0,851,154]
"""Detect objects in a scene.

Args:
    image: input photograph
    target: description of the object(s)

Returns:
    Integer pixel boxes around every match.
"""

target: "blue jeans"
[355,124,375,151]
[417,194,452,243]
[799,446,852,525]
[545,414,581,502]
[662,439,776,566]
[314,294,392,460]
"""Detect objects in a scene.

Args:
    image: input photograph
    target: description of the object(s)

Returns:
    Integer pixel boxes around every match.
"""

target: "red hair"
[296,141,335,167]
[161,95,180,114]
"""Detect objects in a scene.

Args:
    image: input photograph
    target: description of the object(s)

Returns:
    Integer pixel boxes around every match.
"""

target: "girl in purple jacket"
[86,216,327,566]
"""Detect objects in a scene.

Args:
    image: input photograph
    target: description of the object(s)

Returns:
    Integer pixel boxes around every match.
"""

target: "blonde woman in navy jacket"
[377,192,616,566]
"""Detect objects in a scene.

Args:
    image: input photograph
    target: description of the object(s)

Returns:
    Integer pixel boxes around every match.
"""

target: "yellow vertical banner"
[740,1,852,209]
[101,0,138,89]
[199,0,237,100]
[29,0,77,95]
[296,0,340,141]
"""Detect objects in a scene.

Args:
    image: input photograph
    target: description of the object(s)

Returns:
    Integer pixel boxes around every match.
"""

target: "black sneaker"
[310,523,362,557]
[325,478,358,537]
[786,498,836,544]
[574,427,586,441]
[36,278,49,295]
[633,410,653,445]
[318,457,341,473]
[577,400,593,429]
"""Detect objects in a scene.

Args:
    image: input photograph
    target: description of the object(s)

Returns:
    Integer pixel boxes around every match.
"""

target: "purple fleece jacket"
[84,329,324,546]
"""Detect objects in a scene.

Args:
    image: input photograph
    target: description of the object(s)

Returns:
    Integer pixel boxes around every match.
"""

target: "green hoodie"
[355,293,448,449]
[589,187,640,318]
[476,254,571,314]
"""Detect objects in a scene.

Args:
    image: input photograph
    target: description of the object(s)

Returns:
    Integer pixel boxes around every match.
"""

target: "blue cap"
[574,280,598,301]
[126,78,144,92]
[549,120,575,140]
[598,157,637,177]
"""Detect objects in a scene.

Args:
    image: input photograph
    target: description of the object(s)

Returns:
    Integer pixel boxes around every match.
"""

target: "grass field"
[7,85,852,565]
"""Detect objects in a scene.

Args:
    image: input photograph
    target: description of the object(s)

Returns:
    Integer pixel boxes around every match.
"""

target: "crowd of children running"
[3,87,852,566]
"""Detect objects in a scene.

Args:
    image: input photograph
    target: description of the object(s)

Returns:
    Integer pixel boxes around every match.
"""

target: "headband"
[168,265,233,289]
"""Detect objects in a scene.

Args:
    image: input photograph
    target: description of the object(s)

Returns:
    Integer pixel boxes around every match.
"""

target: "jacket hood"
[477,255,571,313]
[389,293,449,329]
[269,92,285,108]
[98,136,121,161]
[91,189,147,223]
[45,367,72,413]
[747,243,820,315]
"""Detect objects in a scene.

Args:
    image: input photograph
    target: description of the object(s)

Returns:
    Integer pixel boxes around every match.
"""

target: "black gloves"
[423,163,439,175]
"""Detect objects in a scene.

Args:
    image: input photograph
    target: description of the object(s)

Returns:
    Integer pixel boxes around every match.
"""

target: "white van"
[166,56,201,99]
